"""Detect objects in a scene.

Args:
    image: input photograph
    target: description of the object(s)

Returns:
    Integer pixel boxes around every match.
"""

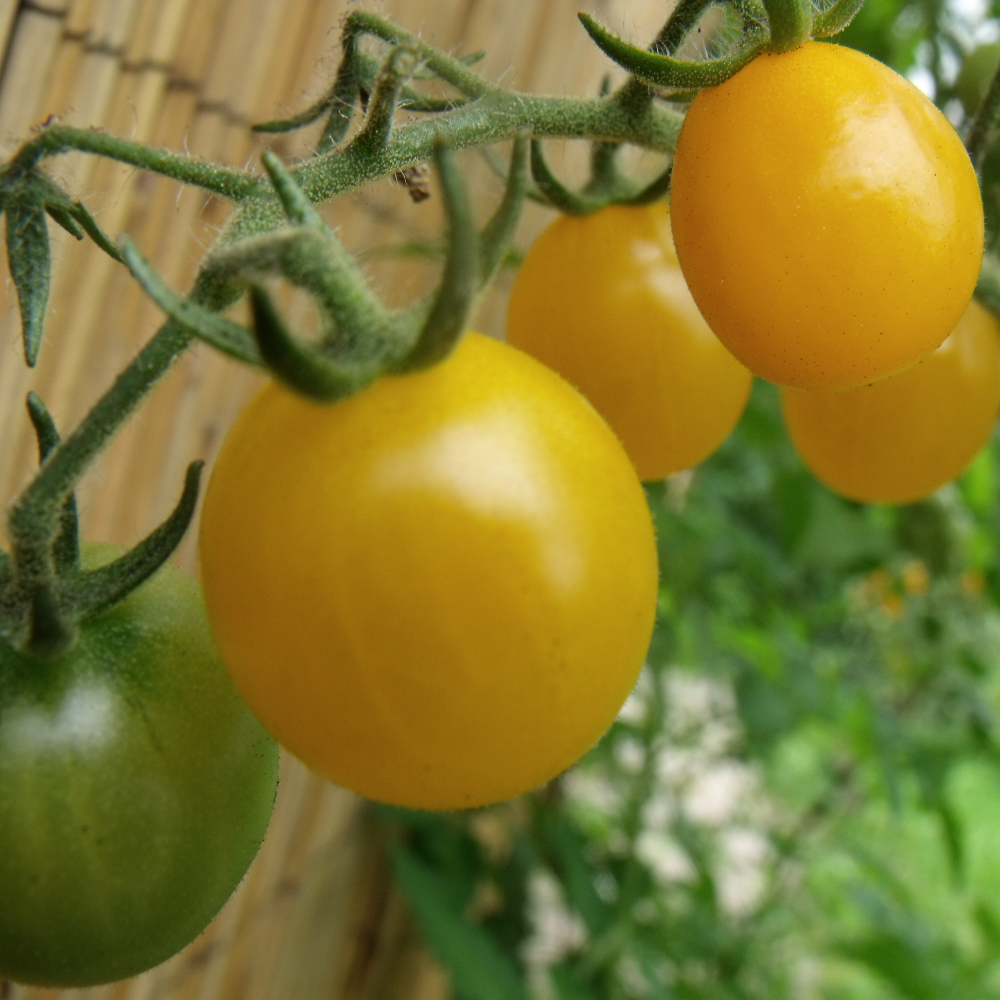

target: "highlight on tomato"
[670,40,984,392]
[199,333,659,811]
[0,549,279,988]
[506,202,753,482]
[781,299,1000,505]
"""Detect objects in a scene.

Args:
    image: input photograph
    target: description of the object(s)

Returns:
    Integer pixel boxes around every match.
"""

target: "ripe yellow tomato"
[199,333,659,810]
[671,41,984,391]
[781,298,1000,504]
[506,203,753,482]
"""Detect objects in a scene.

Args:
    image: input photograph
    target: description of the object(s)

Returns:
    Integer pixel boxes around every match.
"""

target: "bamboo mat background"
[0,2,672,998]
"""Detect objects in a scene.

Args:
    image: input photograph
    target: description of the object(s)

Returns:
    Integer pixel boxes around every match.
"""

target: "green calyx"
[128,135,528,403]
[578,0,866,101]
[0,394,203,660]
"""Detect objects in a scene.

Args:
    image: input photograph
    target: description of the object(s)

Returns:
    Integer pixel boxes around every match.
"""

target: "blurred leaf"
[391,845,530,1000]
[896,501,954,575]
[836,932,944,999]
[550,963,601,1000]
[5,194,50,366]
[960,447,997,519]
[537,810,614,936]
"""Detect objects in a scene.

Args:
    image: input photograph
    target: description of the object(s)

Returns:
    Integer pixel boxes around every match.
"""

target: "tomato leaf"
[549,963,601,1000]
[5,194,51,367]
[391,845,530,1000]
[536,811,613,936]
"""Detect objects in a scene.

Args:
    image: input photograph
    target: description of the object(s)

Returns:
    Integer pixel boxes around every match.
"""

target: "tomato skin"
[781,299,1000,504]
[199,333,659,811]
[506,203,752,481]
[670,41,984,391]
[0,548,279,987]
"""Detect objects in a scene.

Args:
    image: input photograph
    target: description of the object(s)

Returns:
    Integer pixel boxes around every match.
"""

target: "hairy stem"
[223,92,683,244]
[6,125,262,201]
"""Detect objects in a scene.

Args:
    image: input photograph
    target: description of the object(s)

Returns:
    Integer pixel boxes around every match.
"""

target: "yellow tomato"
[781,298,1000,504]
[199,333,659,810]
[670,41,984,391]
[506,203,753,481]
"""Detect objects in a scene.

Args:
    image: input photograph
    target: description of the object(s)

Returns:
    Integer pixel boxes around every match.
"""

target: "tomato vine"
[0,0,992,650]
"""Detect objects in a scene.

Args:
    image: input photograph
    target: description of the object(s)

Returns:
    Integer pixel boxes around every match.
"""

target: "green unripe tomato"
[0,547,279,987]
[956,42,1000,117]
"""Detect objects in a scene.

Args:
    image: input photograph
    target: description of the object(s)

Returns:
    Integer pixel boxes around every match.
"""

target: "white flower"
[635,830,696,885]
[521,870,589,999]
[716,827,772,918]
[683,761,756,827]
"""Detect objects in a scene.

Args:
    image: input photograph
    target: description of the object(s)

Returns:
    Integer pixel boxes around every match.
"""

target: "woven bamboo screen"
[0,1,670,997]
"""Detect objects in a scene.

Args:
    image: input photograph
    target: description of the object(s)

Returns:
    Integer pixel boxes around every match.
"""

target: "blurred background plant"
[375,5,1000,996]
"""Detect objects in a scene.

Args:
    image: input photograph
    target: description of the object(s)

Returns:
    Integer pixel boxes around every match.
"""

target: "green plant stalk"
[4,303,209,650]
[2,90,682,500]
[3,125,261,201]
[968,57,1000,171]
[762,0,813,50]
[579,13,767,90]
[223,93,683,243]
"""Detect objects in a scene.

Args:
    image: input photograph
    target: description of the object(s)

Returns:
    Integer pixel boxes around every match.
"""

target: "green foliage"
[386,382,1000,999]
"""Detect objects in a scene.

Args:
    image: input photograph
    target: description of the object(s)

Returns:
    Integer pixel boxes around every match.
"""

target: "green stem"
[223,92,683,245]
[7,302,211,578]
[478,134,529,287]
[968,59,1000,171]
[811,0,866,36]
[6,125,262,201]
[761,0,812,51]
[9,98,680,253]
[353,46,420,152]
[343,11,494,99]
[393,142,477,371]
[530,139,604,215]
[579,13,767,90]
[0,12,685,641]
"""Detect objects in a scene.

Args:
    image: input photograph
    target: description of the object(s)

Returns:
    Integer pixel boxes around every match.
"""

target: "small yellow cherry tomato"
[199,333,659,810]
[781,298,1000,504]
[506,203,753,482]
[671,41,984,391]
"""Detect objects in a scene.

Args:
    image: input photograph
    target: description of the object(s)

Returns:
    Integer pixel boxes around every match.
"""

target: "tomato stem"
[761,0,813,51]
[25,394,79,576]
[120,240,262,366]
[60,463,205,621]
[248,286,381,401]
[531,140,606,216]
[578,12,768,90]
[3,125,261,201]
[391,142,479,372]
[352,46,422,154]
[478,134,531,289]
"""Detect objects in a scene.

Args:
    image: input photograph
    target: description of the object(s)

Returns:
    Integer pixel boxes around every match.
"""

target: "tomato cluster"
[4,15,996,995]
[195,38,991,819]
